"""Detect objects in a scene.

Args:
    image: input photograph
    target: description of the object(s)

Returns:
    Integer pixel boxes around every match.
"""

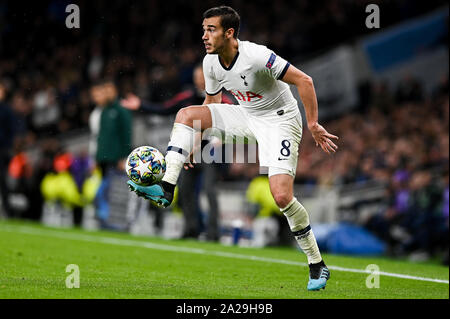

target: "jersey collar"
[218,39,240,71]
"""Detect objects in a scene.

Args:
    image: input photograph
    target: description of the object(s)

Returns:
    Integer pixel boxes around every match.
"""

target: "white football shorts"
[206,103,302,177]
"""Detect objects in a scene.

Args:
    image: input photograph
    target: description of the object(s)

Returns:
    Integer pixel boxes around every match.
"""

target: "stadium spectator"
[31,83,61,136]
[89,79,132,229]
[395,75,424,104]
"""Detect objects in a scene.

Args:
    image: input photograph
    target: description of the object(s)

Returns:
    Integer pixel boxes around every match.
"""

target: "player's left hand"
[309,123,339,154]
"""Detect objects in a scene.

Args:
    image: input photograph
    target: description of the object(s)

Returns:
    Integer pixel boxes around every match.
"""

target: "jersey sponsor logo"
[266,53,276,69]
[230,90,262,102]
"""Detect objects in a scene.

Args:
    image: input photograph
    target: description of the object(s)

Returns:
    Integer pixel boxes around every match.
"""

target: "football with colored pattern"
[125,146,166,186]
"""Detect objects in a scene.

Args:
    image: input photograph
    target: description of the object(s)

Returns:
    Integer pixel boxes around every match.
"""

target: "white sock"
[281,198,322,264]
[162,123,195,185]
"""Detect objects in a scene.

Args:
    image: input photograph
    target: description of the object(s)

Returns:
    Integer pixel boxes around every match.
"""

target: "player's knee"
[272,191,293,209]
[175,107,193,126]
[175,106,211,129]
[175,106,198,127]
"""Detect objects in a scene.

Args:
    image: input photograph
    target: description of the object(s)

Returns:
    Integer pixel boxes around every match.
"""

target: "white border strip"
[1,225,448,285]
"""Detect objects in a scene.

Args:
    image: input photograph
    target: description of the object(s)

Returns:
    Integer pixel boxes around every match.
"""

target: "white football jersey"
[203,40,299,118]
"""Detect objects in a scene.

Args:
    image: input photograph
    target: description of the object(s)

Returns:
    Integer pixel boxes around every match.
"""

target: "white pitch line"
[1,224,448,285]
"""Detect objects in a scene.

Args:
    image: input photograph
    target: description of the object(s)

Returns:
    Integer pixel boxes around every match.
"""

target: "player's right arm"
[251,43,338,154]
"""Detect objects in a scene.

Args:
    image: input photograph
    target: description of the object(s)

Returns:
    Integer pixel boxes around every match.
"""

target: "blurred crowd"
[0,0,447,142]
[295,76,449,187]
[0,1,448,259]
[325,77,448,262]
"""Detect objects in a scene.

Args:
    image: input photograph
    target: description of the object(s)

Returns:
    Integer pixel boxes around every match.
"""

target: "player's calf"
[163,106,212,186]
[280,197,330,290]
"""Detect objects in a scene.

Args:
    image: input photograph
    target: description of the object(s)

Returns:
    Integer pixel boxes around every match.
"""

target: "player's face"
[202,17,226,54]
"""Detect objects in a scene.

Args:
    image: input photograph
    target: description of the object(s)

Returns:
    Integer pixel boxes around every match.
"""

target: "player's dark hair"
[203,6,240,38]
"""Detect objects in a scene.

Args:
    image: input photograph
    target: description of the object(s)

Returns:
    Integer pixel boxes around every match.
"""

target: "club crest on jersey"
[240,75,248,86]
[266,53,276,69]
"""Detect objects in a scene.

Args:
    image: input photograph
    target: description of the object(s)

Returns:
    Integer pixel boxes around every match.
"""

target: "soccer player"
[128,6,338,290]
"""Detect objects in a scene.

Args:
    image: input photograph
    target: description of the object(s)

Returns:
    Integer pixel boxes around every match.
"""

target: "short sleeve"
[203,56,222,96]
[255,45,290,81]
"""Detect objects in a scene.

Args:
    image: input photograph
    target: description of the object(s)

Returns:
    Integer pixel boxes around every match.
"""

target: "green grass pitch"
[0,219,448,299]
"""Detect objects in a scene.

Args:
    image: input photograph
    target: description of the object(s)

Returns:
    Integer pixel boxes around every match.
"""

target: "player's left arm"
[280,65,339,154]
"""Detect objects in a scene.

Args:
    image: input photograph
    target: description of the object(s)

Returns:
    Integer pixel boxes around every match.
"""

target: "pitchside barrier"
[35,173,386,248]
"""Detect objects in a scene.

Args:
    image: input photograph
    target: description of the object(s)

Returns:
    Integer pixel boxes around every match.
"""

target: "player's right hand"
[120,93,141,110]
[183,132,203,170]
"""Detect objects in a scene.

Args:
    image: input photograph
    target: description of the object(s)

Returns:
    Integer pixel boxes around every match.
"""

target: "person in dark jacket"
[90,79,132,228]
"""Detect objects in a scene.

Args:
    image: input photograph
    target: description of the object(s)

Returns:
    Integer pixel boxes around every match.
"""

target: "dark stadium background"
[0,0,448,264]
